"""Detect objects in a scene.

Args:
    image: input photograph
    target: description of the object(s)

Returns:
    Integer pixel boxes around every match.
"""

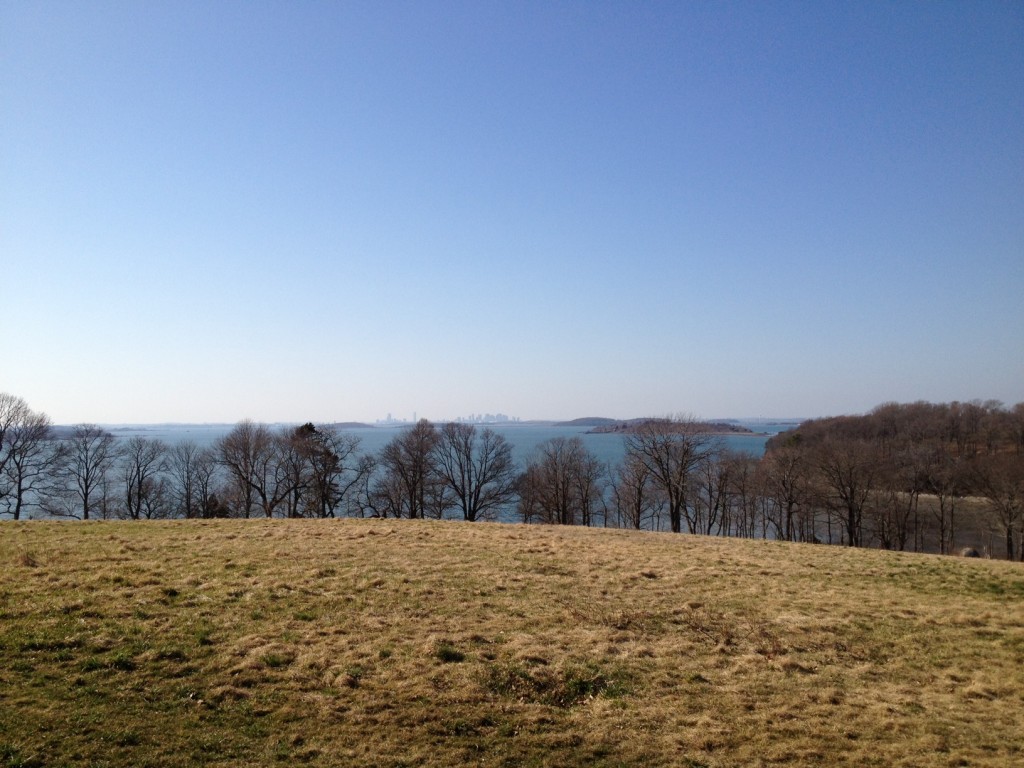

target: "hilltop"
[1,519,1022,767]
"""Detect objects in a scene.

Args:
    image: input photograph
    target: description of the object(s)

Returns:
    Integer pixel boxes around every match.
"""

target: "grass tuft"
[434,643,466,663]
[0,743,45,768]
[15,551,38,568]
[260,652,294,669]
[481,658,631,707]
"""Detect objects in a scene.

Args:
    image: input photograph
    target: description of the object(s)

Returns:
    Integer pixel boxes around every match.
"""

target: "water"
[105,420,794,470]
[17,420,793,522]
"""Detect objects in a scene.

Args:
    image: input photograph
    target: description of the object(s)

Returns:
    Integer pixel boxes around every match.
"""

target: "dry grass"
[1,518,1022,767]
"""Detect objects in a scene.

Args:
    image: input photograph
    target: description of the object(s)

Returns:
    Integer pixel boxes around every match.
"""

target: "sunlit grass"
[1,518,1022,766]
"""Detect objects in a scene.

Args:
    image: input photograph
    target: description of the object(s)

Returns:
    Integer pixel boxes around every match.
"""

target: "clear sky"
[2,1,1022,424]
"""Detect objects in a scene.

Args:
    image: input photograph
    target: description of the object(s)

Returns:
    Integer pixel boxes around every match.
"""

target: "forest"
[2,393,1022,559]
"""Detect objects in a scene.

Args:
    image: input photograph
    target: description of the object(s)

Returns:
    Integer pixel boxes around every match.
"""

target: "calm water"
[106,421,795,469]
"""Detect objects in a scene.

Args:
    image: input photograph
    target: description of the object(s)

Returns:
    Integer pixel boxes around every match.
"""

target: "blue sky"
[2,1,1022,424]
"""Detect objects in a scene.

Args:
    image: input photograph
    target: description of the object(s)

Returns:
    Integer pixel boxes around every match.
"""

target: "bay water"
[105,421,796,470]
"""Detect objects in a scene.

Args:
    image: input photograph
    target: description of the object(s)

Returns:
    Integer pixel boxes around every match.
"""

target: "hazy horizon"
[59,414,810,429]
[4,3,1021,424]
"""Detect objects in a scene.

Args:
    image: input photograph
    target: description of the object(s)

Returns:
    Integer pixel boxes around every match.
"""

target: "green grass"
[1,518,1022,767]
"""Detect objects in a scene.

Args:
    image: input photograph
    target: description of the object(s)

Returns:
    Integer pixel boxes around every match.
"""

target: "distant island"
[553,417,619,427]
[587,418,759,435]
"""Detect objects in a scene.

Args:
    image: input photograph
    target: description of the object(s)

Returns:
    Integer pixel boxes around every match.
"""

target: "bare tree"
[921,449,965,555]
[518,437,576,525]
[757,445,813,542]
[119,437,170,520]
[695,449,758,538]
[168,441,221,519]
[611,452,663,529]
[0,393,32,479]
[372,420,447,519]
[192,449,221,517]
[306,427,372,518]
[49,425,119,520]
[623,418,714,534]
[1011,403,1024,455]
[690,448,730,535]
[972,454,1024,560]
[368,462,407,519]
[169,441,199,518]
[724,452,761,538]
[868,449,924,551]
[814,439,879,548]
[216,420,281,518]
[0,400,60,520]
[574,447,606,527]
[434,423,517,522]
[516,437,604,525]
[347,453,378,518]
[278,428,313,518]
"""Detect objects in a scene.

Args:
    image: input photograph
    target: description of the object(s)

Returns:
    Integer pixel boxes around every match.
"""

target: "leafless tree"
[724,452,761,538]
[168,441,220,518]
[757,445,813,542]
[278,428,313,518]
[946,400,992,458]
[765,401,1024,551]
[622,418,714,534]
[611,452,663,529]
[920,449,966,555]
[368,463,406,519]
[216,421,261,518]
[216,420,285,518]
[516,437,605,525]
[690,448,731,535]
[573,448,606,527]
[287,424,370,518]
[169,441,200,518]
[48,425,119,520]
[814,438,878,547]
[0,399,60,520]
[696,449,759,537]
[972,454,1024,560]
[0,393,32,479]
[434,422,518,522]
[867,447,925,551]
[1011,403,1024,455]
[120,437,169,520]
[372,420,447,519]
[348,453,378,518]
[192,450,221,517]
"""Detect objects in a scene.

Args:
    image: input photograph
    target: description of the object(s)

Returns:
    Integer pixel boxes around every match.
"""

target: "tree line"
[758,400,1024,559]
[2,393,1022,559]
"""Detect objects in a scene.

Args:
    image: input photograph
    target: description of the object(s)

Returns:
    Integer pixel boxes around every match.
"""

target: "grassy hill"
[1,519,1022,767]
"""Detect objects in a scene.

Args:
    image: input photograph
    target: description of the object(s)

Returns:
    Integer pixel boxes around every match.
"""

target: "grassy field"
[1,519,1022,767]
